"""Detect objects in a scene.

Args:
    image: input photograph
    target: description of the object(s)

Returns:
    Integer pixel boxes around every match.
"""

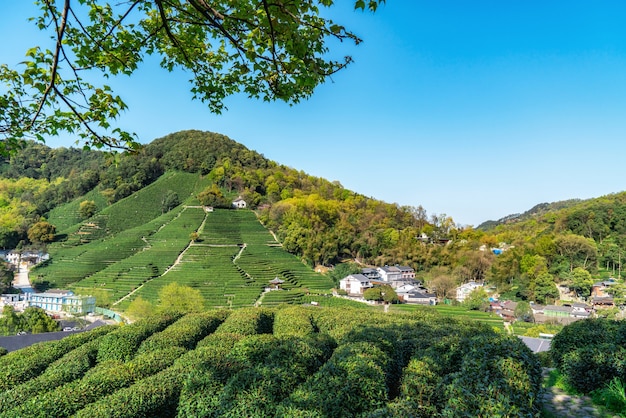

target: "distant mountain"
[476,199,583,230]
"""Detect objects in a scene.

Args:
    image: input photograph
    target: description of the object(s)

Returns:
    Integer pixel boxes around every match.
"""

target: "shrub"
[213,307,274,336]
[0,324,114,392]
[440,334,542,417]
[280,342,390,417]
[273,306,316,337]
[561,344,626,394]
[0,346,6,356]
[97,312,182,362]
[4,346,186,417]
[0,338,101,412]
[551,319,620,368]
[137,310,228,353]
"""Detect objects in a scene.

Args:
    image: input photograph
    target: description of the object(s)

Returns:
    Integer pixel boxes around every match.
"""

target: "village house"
[456,281,483,302]
[401,291,437,305]
[339,274,373,296]
[360,268,380,280]
[591,279,617,298]
[591,296,615,309]
[231,196,247,209]
[376,266,402,282]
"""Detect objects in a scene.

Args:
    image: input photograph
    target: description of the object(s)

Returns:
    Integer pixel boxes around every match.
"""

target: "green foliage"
[78,200,97,219]
[214,307,275,336]
[1,1,385,151]
[273,306,316,337]
[0,263,13,295]
[6,346,187,418]
[591,377,626,415]
[137,310,229,353]
[27,220,56,243]
[567,267,594,298]
[462,287,489,311]
[550,319,621,369]
[0,325,114,392]
[364,284,398,303]
[551,319,626,396]
[532,272,559,304]
[157,282,206,313]
[561,344,626,394]
[0,338,102,412]
[96,312,182,363]
[0,307,542,416]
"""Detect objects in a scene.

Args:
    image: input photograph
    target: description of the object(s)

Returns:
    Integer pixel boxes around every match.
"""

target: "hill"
[3,129,626,314]
[0,306,542,417]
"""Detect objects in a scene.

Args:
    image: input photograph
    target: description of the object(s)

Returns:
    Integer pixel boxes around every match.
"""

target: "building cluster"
[1,289,96,316]
[0,250,49,269]
[339,265,437,305]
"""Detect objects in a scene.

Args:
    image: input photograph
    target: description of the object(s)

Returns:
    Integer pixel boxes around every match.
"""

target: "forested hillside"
[2,130,626,310]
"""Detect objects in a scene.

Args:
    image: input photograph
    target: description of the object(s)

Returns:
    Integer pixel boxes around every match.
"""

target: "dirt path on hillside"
[541,369,614,417]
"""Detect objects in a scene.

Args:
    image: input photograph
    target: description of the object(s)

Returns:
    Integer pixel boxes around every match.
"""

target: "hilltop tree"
[532,272,559,305]
[0,0,384,154]
[27,221,56,244]
[157,282,205,313]
[79,200,97,219]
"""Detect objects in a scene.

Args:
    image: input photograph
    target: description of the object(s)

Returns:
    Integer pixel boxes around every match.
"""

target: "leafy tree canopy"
[0,0,383,153]
[27,221,56,244]
[363,284,397,303]
[157,282,205,312]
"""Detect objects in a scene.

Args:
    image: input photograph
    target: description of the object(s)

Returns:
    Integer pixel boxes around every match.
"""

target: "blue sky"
[3,1,626,226]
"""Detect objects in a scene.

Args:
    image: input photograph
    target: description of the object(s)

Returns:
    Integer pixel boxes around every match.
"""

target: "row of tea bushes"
[0,325,114,392]
[3,346,188,417]
[551,318,626,394]
[0,306,542,417]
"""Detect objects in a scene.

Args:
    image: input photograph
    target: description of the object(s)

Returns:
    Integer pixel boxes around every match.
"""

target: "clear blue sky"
[3,1,626,226]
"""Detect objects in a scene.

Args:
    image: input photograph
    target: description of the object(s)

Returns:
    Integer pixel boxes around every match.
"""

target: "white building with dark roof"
[339,274,373,296]
[456,281,483,302]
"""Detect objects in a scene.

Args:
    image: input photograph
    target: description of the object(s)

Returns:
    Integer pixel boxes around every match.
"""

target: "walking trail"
[541,368,616,417]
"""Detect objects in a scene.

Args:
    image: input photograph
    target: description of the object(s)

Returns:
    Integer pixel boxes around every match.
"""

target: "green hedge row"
[0,338,101,412]
[97,311,182,362]
[552,319,626,393]
[272,305,316,337]
[280,341,390,416]
[0,325,114,392]
[3,346,187,417]
[137,310,229,354]
[1,307,543,417]
[75,329,246,418]
[213,307,274,336]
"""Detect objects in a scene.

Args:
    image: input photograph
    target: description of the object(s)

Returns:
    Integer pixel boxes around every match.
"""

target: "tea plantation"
[0,306,542,417]
[31,171,333,311]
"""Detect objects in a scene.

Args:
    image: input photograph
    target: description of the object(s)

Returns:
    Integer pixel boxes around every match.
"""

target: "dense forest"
[2,130,626,306]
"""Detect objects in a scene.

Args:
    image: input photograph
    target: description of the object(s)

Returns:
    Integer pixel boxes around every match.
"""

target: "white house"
[339,274,373,296]
[377,266,402,282]
[456,281,483,302]
[403,291,437,305]
[396,265,415,280]
[232,196,247,209]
